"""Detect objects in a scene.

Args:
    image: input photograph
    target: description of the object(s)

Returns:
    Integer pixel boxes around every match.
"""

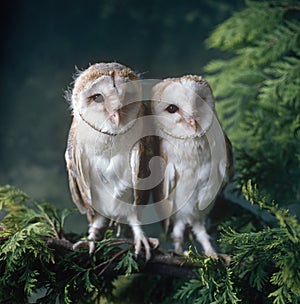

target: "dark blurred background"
[0,0,244,232]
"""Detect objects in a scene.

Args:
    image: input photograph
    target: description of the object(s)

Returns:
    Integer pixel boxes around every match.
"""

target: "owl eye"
[166,104,179,114]
[90,94,104,103]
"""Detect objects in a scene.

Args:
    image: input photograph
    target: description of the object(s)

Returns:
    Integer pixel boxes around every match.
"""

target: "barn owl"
[151,75,233,256]
[65,62,152,260]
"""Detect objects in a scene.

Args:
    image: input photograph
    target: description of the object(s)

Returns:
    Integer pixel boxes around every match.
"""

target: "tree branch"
[47,238,199,279]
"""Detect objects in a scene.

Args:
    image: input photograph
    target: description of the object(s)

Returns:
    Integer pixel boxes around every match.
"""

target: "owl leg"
[73,214,105,255]
[171,220,185,254]
[192,221,216,257]
[129,221,151,261]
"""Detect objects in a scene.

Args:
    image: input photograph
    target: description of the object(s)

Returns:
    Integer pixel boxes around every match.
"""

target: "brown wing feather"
[132,103,152,206]
[224,133,234,183]
[65,119,92,214]
[151,137,175,233]
[133,136,152,205]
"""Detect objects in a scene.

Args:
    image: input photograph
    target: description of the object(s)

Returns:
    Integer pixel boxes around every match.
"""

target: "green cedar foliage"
[0,185,139,304]
[0,183,300,303]
[175,181,300,304]
[204,0,300,205]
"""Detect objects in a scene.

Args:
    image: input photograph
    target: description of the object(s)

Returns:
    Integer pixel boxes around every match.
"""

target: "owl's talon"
[148,237,159,249]
[204,252,231,265]
[183,250,189,257]
[205,252,218,259]
[72,240,96,255]
[134,235,151,261]
[217,253,231,265]
[72,240,87,250]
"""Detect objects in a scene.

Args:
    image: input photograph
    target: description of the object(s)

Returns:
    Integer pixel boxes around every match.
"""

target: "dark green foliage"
[174,252,240,304]
[0,185,141,304]
[1,183,300,303]
[0,185,56,303]
[175,181,300,304]
[113,275,187,304]
[204,0,300,204]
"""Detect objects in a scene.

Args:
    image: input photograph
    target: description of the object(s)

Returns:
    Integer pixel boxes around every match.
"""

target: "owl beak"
[110,110,120,127]
[184,115,197,131]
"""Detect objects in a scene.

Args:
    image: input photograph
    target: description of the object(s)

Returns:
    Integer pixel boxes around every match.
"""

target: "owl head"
[70,62,142,135]
[151,75,215,139]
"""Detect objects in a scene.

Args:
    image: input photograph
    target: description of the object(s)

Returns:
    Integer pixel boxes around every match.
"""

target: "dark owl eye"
[166,104,179,114]
[90,94,104,103]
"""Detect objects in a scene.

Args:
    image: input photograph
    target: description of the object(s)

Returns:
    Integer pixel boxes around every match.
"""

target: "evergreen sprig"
[0,185,56,303]
[204,0,300,204]
[0,185,141,304]
[175,181,300,304]
[174,249,240,304]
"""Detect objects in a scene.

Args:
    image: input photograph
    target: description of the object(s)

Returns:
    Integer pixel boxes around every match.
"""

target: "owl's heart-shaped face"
[151,76,215,139]
[71,63,142,135]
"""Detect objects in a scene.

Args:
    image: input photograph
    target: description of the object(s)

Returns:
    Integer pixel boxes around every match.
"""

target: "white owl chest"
[161,135,212,211]
[162,136,211,180]
[76,124,134,218]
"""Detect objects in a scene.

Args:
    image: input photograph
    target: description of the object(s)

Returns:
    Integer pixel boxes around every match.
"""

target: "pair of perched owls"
[65,62,233,260]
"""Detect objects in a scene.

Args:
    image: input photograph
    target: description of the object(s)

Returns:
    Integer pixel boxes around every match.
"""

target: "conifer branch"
[46,238,199,279]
